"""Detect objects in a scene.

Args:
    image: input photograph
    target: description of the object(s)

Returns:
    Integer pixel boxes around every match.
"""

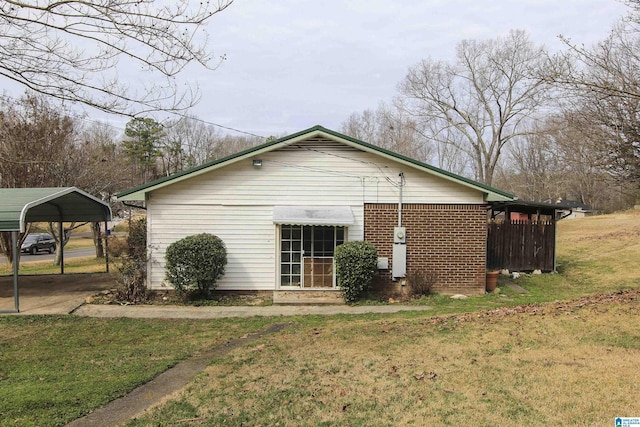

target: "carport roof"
[0,187,112,232]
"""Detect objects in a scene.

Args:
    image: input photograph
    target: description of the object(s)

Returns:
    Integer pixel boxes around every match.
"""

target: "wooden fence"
[487,220,556,272]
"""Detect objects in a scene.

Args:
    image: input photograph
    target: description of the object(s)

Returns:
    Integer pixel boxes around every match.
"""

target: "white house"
[117,126,515,296]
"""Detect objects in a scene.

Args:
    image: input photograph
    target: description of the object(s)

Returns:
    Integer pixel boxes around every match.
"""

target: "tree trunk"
[92,222,105,258]
[0,230,28,267]
[49,222,73,266]
[1,232,16,266]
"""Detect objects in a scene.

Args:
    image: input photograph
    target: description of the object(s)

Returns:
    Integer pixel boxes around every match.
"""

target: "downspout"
[398,173,404,227]
[122,201,147,211]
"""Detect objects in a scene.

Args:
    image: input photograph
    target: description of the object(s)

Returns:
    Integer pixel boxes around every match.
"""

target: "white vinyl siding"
[147,202,364,290]
[146,138,482,290]
[147,205,276,290]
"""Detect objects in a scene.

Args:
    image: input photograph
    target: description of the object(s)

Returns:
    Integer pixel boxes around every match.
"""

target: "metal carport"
[0,187,112,313]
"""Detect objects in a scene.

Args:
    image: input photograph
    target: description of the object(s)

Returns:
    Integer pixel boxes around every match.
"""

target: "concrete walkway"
[72,302,432,319]
[2,273,433,318]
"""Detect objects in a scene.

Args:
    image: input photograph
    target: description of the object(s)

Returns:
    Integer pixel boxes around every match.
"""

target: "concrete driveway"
[0,273,116,315]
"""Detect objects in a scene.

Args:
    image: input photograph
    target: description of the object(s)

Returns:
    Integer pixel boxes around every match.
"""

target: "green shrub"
[165,233,227,298]
[334,241,378,303]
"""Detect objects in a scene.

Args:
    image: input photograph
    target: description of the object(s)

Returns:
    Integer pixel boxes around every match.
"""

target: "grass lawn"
[0,235,103,276]
[0,256,107,275]
[125,293,640,426]
[0,210,639,426]
[0,316,279,426]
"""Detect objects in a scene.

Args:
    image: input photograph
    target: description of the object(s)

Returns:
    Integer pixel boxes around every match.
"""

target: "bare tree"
[76,121,136,257]
[547,19,640,184]
[495,128,564,202]
[341,102,433,162]
[494,115,639,212]
[0,94,134,264]
[0,0,232,116]
[398,30,553,185]
[161,116,222,173]
[158,116,262,175]
[207,133,262,160]
[0,93,77,264]
[342,109,378,144]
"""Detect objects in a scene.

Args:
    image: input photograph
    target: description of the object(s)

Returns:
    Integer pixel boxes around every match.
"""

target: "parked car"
[21,233,56,255]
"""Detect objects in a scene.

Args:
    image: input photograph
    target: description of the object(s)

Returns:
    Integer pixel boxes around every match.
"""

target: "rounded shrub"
[334,240,378,303]
[165,233,227,298]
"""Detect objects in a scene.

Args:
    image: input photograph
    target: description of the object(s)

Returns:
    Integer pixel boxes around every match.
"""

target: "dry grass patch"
[127,291,640,426]
[557,210,640,292]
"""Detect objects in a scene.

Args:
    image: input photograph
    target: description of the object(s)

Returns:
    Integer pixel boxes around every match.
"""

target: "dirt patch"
[0,273,117,297]
[90,288,273,307]
[0,273,117,314]
[425,288,640,326]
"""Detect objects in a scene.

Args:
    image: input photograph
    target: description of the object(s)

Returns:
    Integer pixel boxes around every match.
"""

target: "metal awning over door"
[0,187,112,313]
[273,206,354,226]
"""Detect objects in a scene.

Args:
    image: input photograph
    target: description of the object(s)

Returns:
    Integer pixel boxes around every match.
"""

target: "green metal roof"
[0,187,112,232]
[117,125,516,202]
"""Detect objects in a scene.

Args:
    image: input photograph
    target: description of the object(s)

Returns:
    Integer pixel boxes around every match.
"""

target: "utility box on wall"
[392,243,406,278]
[392,226,407,278]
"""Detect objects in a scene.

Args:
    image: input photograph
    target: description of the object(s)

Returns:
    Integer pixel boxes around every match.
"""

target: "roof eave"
[20,187,112,232]
[117,127,329,201]
[316,128,516,202]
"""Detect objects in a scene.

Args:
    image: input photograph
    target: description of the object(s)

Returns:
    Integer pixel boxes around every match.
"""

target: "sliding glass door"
[280,225,345,288]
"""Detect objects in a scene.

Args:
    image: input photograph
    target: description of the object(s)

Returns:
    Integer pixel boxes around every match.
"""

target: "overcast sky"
[172,0,628,138]
[7,0,625,138]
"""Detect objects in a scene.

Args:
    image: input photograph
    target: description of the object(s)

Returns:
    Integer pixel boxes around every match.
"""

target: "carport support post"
[104,220,109,273]
[12,231,19,312]
[59,221,64,275]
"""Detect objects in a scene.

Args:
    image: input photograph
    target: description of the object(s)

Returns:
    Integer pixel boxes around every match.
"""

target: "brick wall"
[364,203,488,295]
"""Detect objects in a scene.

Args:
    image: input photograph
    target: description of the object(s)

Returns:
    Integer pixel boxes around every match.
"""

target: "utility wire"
[0,93,267,139]
[164,113,267,139]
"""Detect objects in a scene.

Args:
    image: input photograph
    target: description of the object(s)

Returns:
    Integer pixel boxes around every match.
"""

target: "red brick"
[364,203,487,295]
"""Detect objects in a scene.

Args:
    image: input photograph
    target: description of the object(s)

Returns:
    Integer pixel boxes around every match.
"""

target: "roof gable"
[117,125,515,202]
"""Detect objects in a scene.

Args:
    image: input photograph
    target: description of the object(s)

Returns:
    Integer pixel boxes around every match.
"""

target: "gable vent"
[278,136,360,153]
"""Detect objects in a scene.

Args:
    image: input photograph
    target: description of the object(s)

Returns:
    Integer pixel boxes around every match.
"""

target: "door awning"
[273,206,355,226]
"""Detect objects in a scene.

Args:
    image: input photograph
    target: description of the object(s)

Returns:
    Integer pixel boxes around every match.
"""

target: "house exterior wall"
[146,137,486,291]
[364,203,488,295]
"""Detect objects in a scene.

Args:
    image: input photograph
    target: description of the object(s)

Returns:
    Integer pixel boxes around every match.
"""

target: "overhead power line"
[0,93,267,139]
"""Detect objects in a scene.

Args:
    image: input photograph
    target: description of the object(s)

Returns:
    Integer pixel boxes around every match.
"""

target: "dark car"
[21,233,56,255]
